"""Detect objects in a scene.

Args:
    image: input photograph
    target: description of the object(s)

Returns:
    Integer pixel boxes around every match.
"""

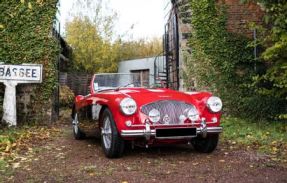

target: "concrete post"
[2,81,18,126]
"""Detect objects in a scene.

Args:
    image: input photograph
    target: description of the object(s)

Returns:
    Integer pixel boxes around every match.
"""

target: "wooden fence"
[60,72,93,95]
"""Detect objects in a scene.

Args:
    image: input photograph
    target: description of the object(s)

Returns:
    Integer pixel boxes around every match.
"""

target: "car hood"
[117,88,212,110]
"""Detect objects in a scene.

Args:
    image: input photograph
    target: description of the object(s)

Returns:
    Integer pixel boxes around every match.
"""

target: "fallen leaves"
[0,126,62,169]
[28,2,32,9]
[219,159,225,163]
[12,162,20,169]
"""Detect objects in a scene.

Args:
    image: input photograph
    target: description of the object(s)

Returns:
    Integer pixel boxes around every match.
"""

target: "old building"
[160,0,264,91]
[118,56,165,87]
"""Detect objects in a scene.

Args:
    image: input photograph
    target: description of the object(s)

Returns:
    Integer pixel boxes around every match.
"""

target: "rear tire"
[72,113,85,140]
[101,108,125,158]
[192,134,219,153]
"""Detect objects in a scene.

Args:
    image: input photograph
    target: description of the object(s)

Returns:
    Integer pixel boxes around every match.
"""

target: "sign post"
[0,64,43,126]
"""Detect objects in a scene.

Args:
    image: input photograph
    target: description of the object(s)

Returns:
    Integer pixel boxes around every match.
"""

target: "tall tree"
[65,0,119,73]
[118,38,163,61]
[65,0,163,73]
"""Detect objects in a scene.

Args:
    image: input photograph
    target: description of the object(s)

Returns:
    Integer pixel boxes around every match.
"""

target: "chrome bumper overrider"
[121,123,223,140]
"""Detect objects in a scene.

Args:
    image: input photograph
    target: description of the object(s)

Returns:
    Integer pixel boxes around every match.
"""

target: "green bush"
[249,0,287,120]
[59,85,75,107]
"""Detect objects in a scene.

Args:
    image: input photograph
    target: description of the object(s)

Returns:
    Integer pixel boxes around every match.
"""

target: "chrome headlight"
[188,107,200,121]
[120,98,137,115]
[148,108,161,123]
[207,96,222,113]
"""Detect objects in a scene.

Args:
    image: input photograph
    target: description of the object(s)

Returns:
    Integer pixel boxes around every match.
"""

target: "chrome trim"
[200,118,207,138]
[121,126,223,140]
[127,120,217,127]
[144,123,151,140]
[140,100,197,125]
[198,126,223,133]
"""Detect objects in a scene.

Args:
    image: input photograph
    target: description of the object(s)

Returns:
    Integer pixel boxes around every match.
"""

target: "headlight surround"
[187,107,200,121]
[120,98,137,115]
[207,96,223,113]
[148,108,161,123]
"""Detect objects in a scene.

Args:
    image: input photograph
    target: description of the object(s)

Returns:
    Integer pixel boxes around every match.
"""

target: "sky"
[59,0,171,40]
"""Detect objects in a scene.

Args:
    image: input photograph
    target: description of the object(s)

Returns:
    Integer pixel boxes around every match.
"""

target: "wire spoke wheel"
[102,117,112,149]
[72,113,79,134]
[72,112,85,140]
[101,108,125,158]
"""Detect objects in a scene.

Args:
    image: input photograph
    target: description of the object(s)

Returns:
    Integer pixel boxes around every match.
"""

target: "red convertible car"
[72,73,223,158]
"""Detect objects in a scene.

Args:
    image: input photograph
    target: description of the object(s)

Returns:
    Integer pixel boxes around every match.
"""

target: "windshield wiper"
[115,82,141,91]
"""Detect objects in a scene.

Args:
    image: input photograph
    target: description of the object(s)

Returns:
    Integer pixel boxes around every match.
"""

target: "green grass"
[0,127,21,151]
[221,116,287,159]
[0,159,14,182]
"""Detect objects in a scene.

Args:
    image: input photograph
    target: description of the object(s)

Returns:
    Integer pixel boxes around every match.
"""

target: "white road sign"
[0,64,43,126]
[0,64,42,83]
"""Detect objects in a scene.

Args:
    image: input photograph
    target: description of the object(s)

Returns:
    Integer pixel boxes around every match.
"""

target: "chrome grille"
[141,100,195,124]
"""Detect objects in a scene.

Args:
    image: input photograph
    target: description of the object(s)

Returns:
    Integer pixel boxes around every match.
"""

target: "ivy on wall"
[185,0,284,120]
[0,0,59,122]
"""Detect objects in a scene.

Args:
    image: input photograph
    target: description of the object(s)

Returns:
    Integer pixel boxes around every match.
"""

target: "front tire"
[192,134,219,153]
[101,108,125,158]
[72,113,85,140]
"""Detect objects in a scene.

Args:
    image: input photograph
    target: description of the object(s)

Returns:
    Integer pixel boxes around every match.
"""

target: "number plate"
[156,128,196,138]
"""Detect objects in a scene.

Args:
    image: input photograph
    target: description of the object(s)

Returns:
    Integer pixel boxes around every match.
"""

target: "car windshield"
[93,73,148,91]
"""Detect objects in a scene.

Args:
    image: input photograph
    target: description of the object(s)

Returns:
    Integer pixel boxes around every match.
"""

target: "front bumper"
[121,123,223,140]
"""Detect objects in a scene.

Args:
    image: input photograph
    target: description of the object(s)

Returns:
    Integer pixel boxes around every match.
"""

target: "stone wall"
[173,0,193,90]
[0,84,54,126]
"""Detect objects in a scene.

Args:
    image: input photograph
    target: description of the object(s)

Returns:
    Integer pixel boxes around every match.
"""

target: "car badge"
[163,114,171,124]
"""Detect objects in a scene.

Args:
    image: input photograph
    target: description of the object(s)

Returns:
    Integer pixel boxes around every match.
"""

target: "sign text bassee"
[0,64,42,83]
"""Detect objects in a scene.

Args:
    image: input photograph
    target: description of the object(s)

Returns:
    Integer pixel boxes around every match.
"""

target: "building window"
[131,69,150,87]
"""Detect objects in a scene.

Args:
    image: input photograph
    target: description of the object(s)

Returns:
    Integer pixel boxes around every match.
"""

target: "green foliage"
[66,17,119,73]
[248,0,287,119]
[221,116,287,159]
[186,0,284,120]
[65,0,119,73]
[0,0,59,117]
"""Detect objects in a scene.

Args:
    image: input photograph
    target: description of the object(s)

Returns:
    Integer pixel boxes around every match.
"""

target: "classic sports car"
[71,73,223,158]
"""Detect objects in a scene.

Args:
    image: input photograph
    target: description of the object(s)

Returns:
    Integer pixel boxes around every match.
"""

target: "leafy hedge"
[0,0,59,122]
[59,85,74,107]
[185,0,285,120]
[249,0,287,120]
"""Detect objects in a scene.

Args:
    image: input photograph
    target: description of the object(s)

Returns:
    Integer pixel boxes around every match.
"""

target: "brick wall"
[175,0,264,49]
[218,0,264,37]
